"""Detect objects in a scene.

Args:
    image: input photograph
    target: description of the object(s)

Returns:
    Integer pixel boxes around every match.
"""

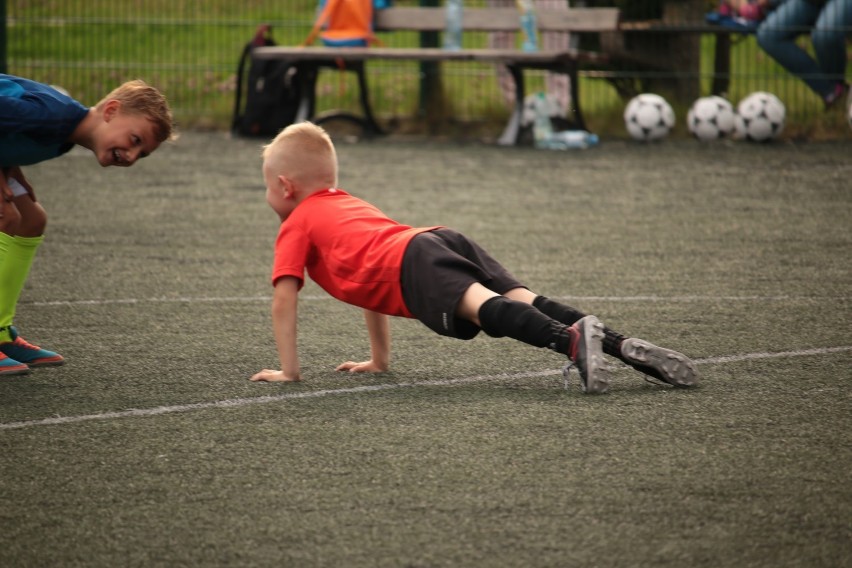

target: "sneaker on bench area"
[0,326,64,368]
[621,338,698,387]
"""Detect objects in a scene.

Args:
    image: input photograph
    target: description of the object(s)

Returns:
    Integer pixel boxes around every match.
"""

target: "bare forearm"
[335,310,390,373]
[365,310,390,370]
[272,299,300,378]
[251,277,301,382]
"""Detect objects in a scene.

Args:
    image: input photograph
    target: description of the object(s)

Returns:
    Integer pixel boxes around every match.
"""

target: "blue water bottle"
[444,0,463,51]
[533,93,599,149]
[532,92,554,148]
[518,0,538,52]
[549,130,600,149]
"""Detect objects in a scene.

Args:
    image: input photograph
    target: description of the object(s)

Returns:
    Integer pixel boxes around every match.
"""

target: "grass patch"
[0,133,850,566]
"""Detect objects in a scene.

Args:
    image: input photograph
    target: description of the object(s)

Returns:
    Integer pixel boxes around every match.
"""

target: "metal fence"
[4,0,850,137]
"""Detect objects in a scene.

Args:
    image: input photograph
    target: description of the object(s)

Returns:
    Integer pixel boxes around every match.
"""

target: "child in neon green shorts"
[0,74,176,375]
[251,122,699,393]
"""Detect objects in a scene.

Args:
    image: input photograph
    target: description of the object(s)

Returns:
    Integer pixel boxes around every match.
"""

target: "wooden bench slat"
[374,7,619,33]
[535,8,620,32]
[253,46,609,65]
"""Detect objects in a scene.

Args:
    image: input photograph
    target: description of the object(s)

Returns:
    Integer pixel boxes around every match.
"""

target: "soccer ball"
[735,91,785,142]
[521,92,566,128]
[624,93,676,141]
[687,96,736,140]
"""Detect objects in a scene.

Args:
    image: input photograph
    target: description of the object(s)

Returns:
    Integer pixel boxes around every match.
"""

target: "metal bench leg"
[309,62,385,138]
[712,32,731,96]
[567,60,586,131]
[295,63,318,123]
[498,64,526,146]
[353,62,385,136]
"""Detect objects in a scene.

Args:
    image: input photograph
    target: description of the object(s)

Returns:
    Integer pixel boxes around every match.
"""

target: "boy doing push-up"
[252,122,698,393]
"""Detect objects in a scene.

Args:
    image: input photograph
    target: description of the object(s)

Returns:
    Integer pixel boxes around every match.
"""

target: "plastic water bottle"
[518,0,538,52]
[444,0,463,51]
[532,92,555,148]
[533,93,599,149]
[549,130,600,149]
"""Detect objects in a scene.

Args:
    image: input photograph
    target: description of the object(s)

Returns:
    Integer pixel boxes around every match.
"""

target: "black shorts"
[400,228,525,340]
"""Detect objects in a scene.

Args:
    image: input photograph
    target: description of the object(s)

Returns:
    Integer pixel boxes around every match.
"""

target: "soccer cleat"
[565,315,609,394]
[0,351,30,376]
[620,338,699,387]
[0,326,64,368]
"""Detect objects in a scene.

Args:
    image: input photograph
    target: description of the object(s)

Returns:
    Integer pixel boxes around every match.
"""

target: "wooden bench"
[251,6,620,145]
[597,0,757,103]
[609,19,755,101]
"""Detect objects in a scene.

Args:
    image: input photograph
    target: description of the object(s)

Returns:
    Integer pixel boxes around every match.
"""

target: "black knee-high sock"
[532,295,584,325]
[478,296,571,354]
[533,295,627,359]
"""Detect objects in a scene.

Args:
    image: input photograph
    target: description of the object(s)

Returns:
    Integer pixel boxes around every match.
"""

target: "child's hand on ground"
[250,369,301,382]
[336,360,388,373]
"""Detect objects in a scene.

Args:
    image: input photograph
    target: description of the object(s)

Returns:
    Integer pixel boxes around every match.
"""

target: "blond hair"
[262,122,338,190]
[97,79,176,143]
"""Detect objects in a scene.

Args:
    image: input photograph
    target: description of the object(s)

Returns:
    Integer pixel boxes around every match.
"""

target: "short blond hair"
[97,79,176,143]
[262,122,338,190]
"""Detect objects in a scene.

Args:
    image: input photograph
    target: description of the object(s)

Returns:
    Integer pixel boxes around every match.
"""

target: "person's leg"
[757,0,833,99]
[456,283,609,393]
[0,233,43,340]
[516,292,699,387]
[811,0,852,98]
[0,231,30,375]
[0,187,45,339]
[0,191,63,366]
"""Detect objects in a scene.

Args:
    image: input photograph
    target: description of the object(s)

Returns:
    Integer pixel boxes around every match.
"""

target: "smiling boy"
[0,74,175,375]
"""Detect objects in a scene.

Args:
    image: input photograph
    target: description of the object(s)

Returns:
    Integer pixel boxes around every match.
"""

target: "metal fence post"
[418,0,442,121]
[1,0,7,74]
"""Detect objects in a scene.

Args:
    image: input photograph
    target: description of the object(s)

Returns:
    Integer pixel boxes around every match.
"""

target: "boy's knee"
[15,200,47,236]
[0,203,22,234]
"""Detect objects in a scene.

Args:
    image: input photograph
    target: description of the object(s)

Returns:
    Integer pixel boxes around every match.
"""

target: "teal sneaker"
[0,326,65,367]
[0,351,29,376]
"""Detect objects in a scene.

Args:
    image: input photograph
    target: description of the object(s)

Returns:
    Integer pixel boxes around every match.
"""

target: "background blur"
[4,0,851,138]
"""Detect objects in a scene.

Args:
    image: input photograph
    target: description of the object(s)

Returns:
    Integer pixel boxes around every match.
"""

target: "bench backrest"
[374,7,620,33]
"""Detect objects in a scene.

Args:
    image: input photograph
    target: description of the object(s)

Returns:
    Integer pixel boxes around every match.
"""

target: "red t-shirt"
[271,188,440,317]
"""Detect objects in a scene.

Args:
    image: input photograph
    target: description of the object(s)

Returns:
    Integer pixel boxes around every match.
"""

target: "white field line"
[1,346,849,432]
[20,294,851,307]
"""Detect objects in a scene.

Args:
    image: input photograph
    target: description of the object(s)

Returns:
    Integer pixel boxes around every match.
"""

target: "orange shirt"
[272,188,440,317]
[313,0,375,46]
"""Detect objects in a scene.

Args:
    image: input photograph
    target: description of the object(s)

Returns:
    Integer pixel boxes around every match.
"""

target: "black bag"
[232,26,301,138]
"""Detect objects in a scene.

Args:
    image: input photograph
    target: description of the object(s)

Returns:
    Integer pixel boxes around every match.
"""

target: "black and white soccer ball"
[687,96,736,141]
[735,91,785,142]
[624,93,675,141]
